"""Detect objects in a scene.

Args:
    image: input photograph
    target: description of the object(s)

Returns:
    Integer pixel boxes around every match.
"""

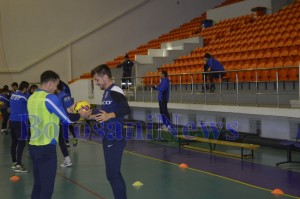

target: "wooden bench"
[177,135,260,159]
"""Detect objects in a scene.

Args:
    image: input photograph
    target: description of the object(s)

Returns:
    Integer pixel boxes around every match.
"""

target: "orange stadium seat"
[92,0,300,87]
[288,65,299,81]
[280,47,289,57]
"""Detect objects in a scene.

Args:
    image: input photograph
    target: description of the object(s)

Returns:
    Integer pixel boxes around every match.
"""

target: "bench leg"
[241,148,255,159]
[276,147,300,166]
[241,148,244,159]
[178,138,190,148]
[208,143,216,152]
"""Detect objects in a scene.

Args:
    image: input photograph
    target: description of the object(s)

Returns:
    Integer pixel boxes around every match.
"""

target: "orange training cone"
[9,175,20,182]
[271,188,284,195]
[179,163,188,168]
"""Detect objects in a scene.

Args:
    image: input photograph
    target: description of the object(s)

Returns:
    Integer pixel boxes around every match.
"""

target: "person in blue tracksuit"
[152,70,172,132]
[202,53,225,93]
[90,64,131,199]
[11,82,18,92]
[27,70,90,199]
[9,81,30,173]
[59,80,71,95]
[0,87,10,134]
[56,81,81,167]
[59,80,78,147]
[29,84,38,95]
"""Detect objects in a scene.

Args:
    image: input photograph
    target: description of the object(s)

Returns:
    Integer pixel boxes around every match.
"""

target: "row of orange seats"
[202,11,299,40]
[207,39,299,55]
[215,48,300,61]
[105,0,299,70]
[209,29,300,47]
[173,48,300,65]
[161,56,300,72]
[227,67,299,82]
[196,36,300,57]
[143,67,299,85]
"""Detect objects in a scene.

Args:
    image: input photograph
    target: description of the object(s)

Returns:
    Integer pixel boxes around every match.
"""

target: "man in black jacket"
[117,54,134,89]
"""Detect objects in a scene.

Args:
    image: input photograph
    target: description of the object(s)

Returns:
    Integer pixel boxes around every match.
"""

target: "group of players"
[0,80,79,173]
[0,64,131,199]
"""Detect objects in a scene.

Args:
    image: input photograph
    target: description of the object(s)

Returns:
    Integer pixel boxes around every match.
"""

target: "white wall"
[271,0,292,13]
[0,15,7,68]
[131,107,299,140]
[69,79,104,104]
[128,101,300,140]
[260,116,290,139]
[207,0,290,23]
[0,0,223,86]
[0,0,142,68]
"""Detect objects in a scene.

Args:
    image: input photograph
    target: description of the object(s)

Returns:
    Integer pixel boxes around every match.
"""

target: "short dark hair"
[204,53,211,59]
[57,81,64,91]
[29,84,38,91]
[11,82,18,87]
[29,84,38,90]
[40,70,60,84]
[91,64,112,79]
[162,70,168,77]
[3,85,9,92]
[19,81,29,91]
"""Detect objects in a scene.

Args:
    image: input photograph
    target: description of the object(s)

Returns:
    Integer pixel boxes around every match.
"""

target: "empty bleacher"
[69,0,300,107]
[71,0,249,82]
[143,1,300,86]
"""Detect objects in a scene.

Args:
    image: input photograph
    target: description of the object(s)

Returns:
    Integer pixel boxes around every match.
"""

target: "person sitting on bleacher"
[202,53,225,93]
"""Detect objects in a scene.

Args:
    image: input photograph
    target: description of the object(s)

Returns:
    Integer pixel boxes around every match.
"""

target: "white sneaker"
[15,165,29,173]
[1,129,8,134]
[11,162,17,169]
[60,161,72,168]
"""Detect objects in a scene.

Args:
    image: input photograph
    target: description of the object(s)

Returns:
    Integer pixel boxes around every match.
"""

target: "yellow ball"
[73,101,91,113]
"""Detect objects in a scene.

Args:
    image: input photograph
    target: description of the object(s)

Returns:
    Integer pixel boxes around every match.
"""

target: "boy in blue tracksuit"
[56,81,80,167]
[9,81,30,172]
[90,64,131,199]
[0,87,10,134]
[203,53,225,93]
[59,80,78,147]
[27,70,90,199]
[152,70,172,132]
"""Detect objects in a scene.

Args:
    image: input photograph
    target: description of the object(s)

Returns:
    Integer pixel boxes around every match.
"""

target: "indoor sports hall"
[0,0,300,199]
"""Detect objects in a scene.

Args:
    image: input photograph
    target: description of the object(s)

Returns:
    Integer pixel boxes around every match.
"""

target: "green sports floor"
[1,132,300,199]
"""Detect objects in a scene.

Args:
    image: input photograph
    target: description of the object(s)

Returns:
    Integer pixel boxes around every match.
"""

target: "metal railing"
[113,65,300,108]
